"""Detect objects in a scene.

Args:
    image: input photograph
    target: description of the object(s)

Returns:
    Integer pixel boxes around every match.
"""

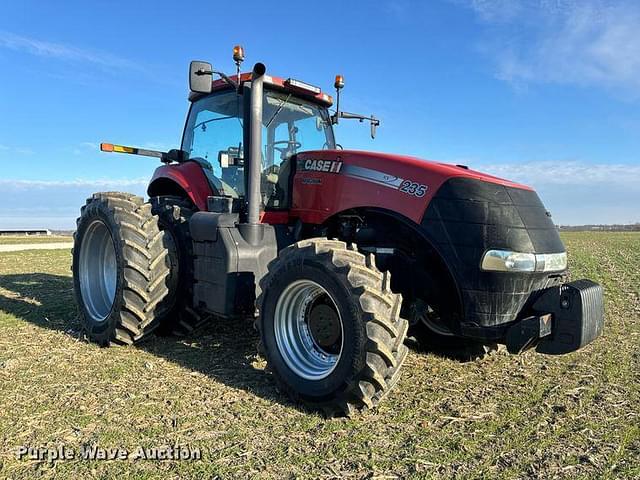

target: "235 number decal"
[399,180,428,197]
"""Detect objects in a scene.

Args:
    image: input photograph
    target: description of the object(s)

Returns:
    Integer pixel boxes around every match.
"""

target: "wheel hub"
[307,303,341,354]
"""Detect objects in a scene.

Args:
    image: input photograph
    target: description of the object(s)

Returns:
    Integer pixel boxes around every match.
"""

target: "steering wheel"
[270,140,302,157]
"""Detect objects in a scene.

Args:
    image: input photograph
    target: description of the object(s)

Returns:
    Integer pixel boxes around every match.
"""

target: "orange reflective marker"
[113,145,136,154]
[100,143,137,154]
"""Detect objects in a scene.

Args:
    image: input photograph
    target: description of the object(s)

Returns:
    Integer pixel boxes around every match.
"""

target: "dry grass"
[0,232,638,479]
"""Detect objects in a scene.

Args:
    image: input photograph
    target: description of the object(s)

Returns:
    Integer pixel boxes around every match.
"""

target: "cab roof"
[189,72,334,107]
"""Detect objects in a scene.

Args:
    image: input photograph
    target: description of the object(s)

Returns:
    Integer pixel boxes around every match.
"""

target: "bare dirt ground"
[0,232,638,479]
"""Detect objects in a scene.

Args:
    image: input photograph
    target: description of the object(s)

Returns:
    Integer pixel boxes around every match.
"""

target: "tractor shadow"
[0,272,292,409]
[404,336,496,363]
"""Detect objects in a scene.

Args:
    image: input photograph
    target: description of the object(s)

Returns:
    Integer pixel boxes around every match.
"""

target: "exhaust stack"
[247,62,265,226]
[238,62,266,245]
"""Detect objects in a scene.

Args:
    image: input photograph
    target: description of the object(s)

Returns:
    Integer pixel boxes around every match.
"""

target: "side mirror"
[189,61,213,94]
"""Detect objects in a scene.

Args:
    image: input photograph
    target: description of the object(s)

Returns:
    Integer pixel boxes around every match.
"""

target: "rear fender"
[147,162,213,210]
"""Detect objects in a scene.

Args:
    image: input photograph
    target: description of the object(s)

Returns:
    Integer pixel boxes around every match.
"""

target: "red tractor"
[72,47,604,415]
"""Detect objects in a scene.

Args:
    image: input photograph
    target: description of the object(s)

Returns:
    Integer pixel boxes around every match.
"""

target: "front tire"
[72,192,172,346]
[150,196,206,335]
[257,239,409,416]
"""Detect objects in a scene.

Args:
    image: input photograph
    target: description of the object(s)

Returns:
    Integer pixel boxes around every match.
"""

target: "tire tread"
[256,237,409,416]
[73,192,172,346]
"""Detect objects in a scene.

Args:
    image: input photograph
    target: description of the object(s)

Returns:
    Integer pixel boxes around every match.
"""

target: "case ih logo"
[301,159,343,173]
[298,159,428,197]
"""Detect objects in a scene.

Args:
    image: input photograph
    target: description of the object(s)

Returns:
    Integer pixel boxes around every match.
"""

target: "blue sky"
[1,0,639,228]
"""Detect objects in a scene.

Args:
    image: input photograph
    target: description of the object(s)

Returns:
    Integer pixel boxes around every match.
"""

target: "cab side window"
[264,121,295,209]
[182,92,245,197]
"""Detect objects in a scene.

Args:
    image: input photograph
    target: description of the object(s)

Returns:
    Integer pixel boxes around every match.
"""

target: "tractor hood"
[294,149,534,225]
[298,149,532,192]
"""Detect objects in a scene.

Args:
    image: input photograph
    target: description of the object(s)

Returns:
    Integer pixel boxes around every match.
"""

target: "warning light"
[100,143,114,152]
[334,75,344,90]
[233,45,245,64]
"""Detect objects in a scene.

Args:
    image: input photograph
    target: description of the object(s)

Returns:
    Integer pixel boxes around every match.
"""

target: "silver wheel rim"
[274,279,344,381]
[79,220,117,323]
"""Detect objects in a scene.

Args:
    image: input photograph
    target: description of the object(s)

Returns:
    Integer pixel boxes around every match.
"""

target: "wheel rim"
[274,279,343,380]
[78,220,117,323]
[419,304,455,337]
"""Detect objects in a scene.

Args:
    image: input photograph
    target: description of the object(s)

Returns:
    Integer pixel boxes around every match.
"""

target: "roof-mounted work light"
[284,78,321,94]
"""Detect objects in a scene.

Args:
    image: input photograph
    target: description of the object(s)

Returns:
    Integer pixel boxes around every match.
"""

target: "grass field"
[0,235,72,245]
[0,232,638,479]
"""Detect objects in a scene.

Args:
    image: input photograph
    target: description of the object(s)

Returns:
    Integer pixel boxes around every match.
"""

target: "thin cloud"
[72,142,99,155]
[0,30,142,71]
[383,0,412,20]
[0,178,148,229]
[459,0,527,22]
[448,159,640,224]
[0,145,35,155]
[14,147,34,155]
[458,0,640,98]
[0,178,148,190]
[477,160,640,187]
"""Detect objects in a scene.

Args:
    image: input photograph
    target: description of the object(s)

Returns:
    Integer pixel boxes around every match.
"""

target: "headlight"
[481,250,567,273]
[535,252,568,272]
[481,250,536,272]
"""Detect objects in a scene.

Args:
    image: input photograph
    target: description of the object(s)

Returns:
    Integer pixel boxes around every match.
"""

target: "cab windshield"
[181,89,335,207]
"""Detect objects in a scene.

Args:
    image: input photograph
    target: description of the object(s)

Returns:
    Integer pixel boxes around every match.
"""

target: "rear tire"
[72,192,172,346]
[257,239,409,416]
[150,196,207,335]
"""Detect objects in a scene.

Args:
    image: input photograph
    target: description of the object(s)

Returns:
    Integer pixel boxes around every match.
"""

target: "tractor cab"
[181,80,336,210]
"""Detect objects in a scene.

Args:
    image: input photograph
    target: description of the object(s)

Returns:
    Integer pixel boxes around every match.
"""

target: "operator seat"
[190,157,239,198]
[272,153,294,208]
